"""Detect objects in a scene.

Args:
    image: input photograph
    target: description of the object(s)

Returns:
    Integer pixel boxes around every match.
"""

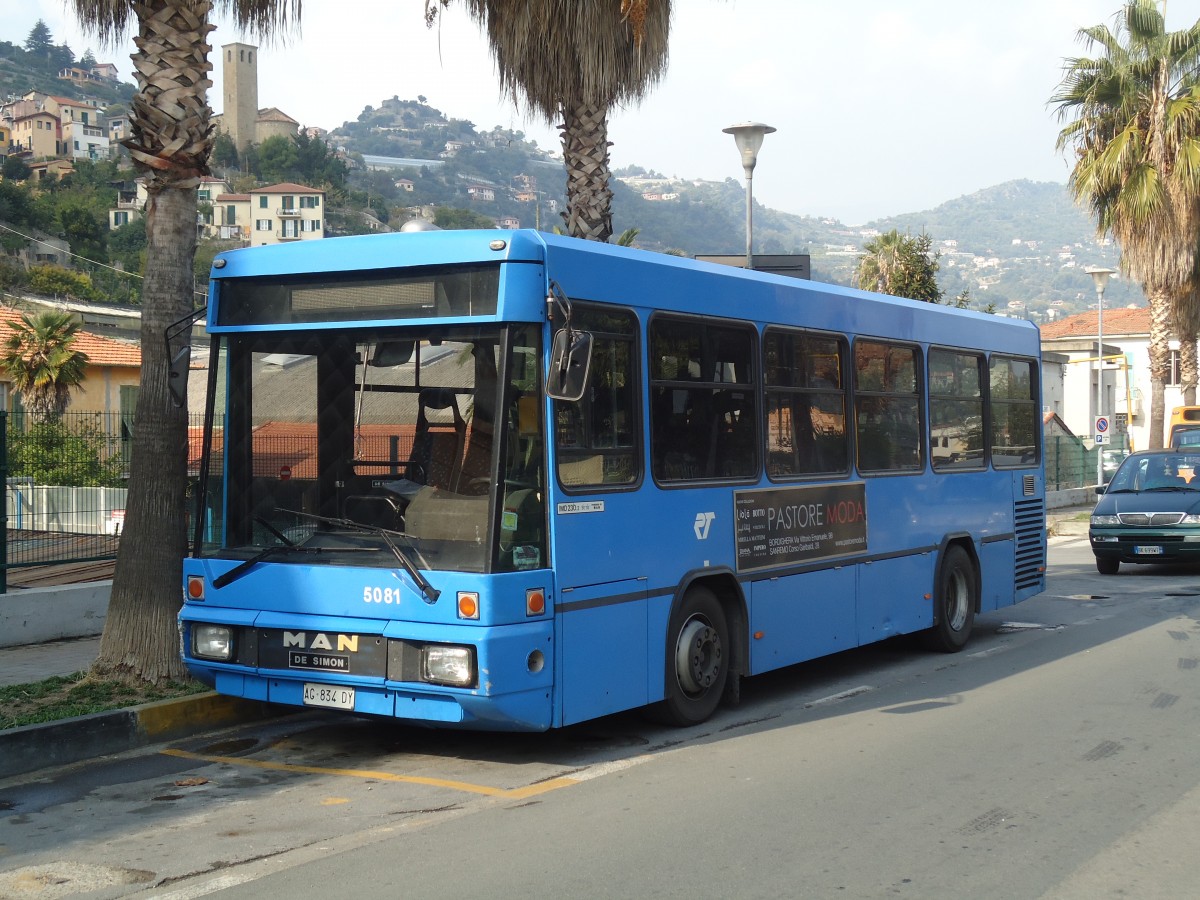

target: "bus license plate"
[303,683,355,710]
[1135,545,1163,555]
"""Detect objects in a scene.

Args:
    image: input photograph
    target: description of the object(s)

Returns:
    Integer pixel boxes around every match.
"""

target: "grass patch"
[0,672,208,730]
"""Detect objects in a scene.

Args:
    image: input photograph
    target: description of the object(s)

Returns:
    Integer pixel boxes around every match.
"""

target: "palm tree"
[68,0,299,685]
[439,0,672,242]
[1,310,89,423]
[1052,0,1200,447]
[855,229,945,302]
[854,229,905,294]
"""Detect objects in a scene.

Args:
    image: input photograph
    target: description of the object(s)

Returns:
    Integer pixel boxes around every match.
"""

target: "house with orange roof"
[0,308,141,432]
[1039,305,1191,451]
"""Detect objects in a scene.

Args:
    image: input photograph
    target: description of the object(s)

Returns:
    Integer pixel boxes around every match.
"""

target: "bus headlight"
[193,624,233,661]
[421,645,475,687]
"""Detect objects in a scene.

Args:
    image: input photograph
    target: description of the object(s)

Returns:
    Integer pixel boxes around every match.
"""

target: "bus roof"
[208,229,1040,356]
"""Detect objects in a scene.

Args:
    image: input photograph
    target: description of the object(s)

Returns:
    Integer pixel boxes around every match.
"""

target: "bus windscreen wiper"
[212,540,374,589]
[277,508,441,605]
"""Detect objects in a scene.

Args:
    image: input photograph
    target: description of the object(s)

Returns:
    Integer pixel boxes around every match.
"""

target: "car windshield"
[1107,453,1200,492]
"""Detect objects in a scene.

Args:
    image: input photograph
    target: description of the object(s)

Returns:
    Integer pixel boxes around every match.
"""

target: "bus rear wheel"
[660,586,729,726]
[923,545,976,653]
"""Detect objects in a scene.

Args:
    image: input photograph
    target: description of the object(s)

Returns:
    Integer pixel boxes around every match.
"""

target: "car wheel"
[1095,555,1119,575]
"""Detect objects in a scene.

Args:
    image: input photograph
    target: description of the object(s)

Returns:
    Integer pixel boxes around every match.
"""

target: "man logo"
[694,511,716,540]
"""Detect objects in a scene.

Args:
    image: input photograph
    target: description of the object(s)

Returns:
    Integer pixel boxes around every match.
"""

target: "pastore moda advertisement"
[733,482,868,573]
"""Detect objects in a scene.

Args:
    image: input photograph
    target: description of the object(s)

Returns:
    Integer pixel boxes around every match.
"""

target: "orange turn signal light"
[186,575,205,601]
[457,591,480,620]
[526,588,546,616]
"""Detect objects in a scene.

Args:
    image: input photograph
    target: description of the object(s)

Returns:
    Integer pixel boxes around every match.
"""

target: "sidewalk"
[0,634,100,686]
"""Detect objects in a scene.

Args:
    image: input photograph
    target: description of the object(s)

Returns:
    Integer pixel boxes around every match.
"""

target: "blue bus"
[179,229,1045,730]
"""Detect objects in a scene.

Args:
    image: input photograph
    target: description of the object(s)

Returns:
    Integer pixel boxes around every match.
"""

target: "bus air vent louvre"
[1013,498,1046,590]
[1023,474,1036,496]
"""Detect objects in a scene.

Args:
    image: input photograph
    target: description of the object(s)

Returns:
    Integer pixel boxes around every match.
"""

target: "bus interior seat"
[458,424,493,493]
[409,388,466,491]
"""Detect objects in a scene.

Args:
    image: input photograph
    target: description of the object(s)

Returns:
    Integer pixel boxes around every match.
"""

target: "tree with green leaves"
[24,20,54,57]
[2,156,31,182]
[1,310,89,423]
[855,230,945,303]
[68,0,301,686]
[433,0,672,242]
[1052,0,1200,446]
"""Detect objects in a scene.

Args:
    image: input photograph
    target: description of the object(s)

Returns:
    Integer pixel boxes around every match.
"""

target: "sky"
[9,1,1200,224]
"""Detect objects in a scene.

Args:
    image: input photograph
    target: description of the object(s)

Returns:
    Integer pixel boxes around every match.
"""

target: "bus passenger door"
[557,577,649,725]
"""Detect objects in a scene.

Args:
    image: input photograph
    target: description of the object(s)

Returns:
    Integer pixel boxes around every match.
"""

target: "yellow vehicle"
[1169,406,1200,447]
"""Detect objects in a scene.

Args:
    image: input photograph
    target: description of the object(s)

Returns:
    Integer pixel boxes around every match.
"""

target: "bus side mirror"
[168,346,191,408]
[546,329,593,402]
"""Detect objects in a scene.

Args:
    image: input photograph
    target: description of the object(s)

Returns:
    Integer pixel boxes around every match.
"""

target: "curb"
[0,693,285,780]
[1049,518,1090,537]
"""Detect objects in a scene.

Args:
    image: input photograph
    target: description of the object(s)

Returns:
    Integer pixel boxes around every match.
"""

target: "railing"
[0,411,204,592]
[1045,433,1129,491]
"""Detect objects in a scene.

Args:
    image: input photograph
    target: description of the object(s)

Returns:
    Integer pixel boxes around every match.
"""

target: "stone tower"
[222,42,259,154]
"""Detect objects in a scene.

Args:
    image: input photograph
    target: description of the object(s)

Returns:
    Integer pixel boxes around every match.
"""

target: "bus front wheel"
[660,586,729,726]
[924,545,976,653]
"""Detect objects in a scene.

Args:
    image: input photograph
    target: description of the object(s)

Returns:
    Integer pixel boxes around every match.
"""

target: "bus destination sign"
[733,483,868,573]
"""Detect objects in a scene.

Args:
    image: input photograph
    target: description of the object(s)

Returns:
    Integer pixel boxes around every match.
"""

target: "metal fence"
[1045,433,1128,491]
[2,411,135,590]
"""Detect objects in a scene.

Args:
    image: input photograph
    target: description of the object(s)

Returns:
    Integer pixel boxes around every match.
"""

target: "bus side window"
[649,315,757,482]
[764,328,849,478]
[854,340,923,474]
[989,355,1039,467]
[555,306,641,489]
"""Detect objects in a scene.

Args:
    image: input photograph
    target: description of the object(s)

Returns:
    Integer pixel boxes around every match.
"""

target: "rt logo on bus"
[694,511,716,540]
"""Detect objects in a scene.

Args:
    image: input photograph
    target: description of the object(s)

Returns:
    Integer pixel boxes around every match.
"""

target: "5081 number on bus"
[363,586,403,604]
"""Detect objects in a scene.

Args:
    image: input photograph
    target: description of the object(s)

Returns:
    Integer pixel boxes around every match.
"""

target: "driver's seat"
[409,388,466,491]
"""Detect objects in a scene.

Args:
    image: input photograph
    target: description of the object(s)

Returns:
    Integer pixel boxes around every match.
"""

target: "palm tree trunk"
[1180,328,1198,407]
[95,187,196,684]
[1148,291,1174,449]
[559,100,613,242]
[93,0,213,685]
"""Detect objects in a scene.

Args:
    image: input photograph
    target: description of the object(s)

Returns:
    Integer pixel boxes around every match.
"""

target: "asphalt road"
[2,534,1199,899]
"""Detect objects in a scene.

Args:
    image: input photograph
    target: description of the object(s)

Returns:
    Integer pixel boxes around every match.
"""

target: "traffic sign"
[1094,433,1108,445]
[1095,416,1110,435]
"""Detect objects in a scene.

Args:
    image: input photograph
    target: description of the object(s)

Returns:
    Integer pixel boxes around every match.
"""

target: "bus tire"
[924,545,976,653]
[659,585,729,726]
[1095,555,1119,575]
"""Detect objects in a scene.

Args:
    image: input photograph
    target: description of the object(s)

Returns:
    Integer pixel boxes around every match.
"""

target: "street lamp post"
[1086,265,1117,484]
[723,122,775,270]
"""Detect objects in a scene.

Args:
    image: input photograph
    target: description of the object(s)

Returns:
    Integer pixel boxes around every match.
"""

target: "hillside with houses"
[0,19,1142,323]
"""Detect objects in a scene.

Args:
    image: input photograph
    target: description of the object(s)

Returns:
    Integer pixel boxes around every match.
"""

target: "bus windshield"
[195,323,546,575]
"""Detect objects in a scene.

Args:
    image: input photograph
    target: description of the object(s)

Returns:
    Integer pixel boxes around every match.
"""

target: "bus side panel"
[748,567,856,675]
[856,553,936,645]
[978,538,1016,613]
[558,579,649,726]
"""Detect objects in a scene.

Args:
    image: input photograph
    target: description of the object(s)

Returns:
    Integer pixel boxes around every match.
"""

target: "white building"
[1039,306,1194,452]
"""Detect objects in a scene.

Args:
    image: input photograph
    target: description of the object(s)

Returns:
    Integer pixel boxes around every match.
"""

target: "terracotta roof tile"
[0,307,141,368]
[252,182,324,195]
[1040,306,1150,340]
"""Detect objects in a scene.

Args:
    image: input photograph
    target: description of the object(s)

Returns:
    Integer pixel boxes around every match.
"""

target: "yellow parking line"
[160,748,581,799]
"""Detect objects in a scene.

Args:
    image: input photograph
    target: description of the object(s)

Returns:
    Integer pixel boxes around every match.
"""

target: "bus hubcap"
[676,617,722,696]
[947,570,969,631]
